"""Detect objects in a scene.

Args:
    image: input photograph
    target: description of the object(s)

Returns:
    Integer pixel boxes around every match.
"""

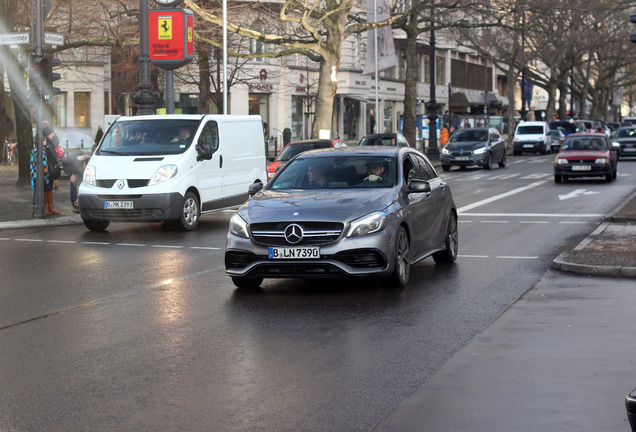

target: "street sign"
[148,9,194,70]
[45,32,64,46]
[0,33,30,46]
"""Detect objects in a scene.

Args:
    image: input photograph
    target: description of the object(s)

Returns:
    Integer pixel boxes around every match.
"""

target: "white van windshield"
[517,126,544,135]
[98,120,200,155]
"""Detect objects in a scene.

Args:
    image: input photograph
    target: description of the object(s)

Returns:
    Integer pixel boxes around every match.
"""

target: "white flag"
[363,0,397,75]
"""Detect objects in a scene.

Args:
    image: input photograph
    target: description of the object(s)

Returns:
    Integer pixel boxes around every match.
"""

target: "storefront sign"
[148,9,194,70]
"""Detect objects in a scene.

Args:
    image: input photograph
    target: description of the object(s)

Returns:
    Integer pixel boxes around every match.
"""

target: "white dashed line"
[496,255,539,259]
[81,241,111,245]
[151,245,185,249]
[115,243,146,247]
[14,238,43,242]
[46,240,76,244]
[519,221,549,224]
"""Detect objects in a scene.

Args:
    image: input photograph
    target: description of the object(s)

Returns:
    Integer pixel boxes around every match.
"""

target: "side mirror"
[196,143,213,161]
[248,182,263,197]
[407,179,431,194]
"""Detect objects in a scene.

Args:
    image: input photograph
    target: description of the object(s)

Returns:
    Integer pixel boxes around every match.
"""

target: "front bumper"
[225,231,394,279]
[514,141,547,152]
[441,154,486,167]
[78,192,184,221]
[554,163,612,177]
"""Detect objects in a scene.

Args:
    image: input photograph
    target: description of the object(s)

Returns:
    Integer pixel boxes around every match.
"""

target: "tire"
[232,277,263,290]
[83,218,110,232]
[441,164,451,171]
[483,154,492,170]
[605,173,613,182]
[433,212,458,264]
[177,191,200,231]
[498,151,507,168]
[554,174,563,183]
[513,150,521,156]
[613,168,617,180]
[382,226,410,288]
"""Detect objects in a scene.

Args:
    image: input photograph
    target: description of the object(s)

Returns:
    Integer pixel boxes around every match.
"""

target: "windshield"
[517,126,544,135]
[269,155,396,190]
[98,119,200,156]
[549,121,577,134]
[449,130,488,142]
[616,128,636,138]
[561,137,608,151]
[277,142,332,162]
[359,136,397,146]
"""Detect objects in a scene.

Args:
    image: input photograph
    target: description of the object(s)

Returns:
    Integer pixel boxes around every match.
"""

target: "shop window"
[74,92,90,127]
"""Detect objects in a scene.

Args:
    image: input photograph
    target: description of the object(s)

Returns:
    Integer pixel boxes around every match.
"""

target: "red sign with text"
[148,9,194,69]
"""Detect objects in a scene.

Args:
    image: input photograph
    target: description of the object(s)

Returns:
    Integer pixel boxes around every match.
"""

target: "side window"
[414,154,437,180]
[404,154,435,181]
[199,121,219,154]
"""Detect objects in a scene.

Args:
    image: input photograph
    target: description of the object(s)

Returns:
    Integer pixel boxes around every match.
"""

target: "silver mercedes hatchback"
[225,146,458,289]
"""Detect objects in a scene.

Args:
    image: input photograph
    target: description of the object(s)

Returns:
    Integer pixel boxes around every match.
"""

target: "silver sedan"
[225,147,458,289]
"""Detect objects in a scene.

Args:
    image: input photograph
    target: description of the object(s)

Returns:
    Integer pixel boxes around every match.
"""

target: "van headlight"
[229,213,249,238]
[148,164,178,185]
[473,147,487,155]
[84,165,96,185]
[347,212,387,237]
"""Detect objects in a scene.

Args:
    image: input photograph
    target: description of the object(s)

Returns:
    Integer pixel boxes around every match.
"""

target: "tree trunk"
[311,52,338,139]
[197,44,211,114]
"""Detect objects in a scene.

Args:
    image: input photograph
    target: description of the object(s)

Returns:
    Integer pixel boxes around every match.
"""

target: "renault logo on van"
[284,224,303,244]
[117,180,125,190]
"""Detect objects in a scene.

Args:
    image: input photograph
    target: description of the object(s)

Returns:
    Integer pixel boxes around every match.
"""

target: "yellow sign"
[188,27,193,43]
[158,17,172,40]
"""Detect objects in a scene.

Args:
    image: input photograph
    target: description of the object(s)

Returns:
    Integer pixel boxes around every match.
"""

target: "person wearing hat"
[63,150,91,213]
[42,122,62,190]
[30,126,60,216]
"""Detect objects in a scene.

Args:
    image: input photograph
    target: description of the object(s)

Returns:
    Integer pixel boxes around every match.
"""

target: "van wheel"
[83,219,110,232]
[177,191,200,231]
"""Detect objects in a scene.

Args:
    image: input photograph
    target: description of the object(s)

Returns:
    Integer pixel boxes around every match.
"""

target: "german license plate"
[523,144,534,148]
[572,165,591,171]
[268,246,320,259]
[104,201,133,209]
[455,157,469,161]
[625,147,636,152]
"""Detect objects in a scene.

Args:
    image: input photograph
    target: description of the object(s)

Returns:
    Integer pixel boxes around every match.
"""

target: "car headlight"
[346,212,387,238]
[148,165,178,185]
[557,158,569,164]
[442,147,451,155]
[229,213,249,239]
[612,141,621,148]
[473,147,487,155]
[595,158,609,164]
[83,165,96,185]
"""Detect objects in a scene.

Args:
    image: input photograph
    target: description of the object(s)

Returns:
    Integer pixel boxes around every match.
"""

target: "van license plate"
[268,247,320,259]
[104,201,133,209]
[523,144,534,148]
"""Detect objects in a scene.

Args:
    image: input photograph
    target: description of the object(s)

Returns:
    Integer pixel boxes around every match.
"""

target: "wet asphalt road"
[1,154,634,431]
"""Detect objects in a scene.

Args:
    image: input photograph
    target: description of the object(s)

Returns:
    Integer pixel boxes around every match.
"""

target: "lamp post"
[131,0,158,115]
[425,1,440,161]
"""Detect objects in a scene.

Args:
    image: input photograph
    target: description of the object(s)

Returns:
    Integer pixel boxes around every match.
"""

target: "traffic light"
[39,55,61,100]
[631,14,636,43]
[27,54,46,104]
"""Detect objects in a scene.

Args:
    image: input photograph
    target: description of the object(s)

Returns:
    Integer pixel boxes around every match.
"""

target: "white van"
[78,114,267,231]
[513,121,550,155]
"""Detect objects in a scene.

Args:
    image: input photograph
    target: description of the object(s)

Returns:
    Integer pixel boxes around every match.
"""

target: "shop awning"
[450,92,487,107]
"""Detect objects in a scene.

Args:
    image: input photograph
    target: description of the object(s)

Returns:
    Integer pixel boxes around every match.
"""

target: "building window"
[291,95,305,140]
[424,56,445,85]
[52,93,66,128]
[74,92,90,127]
[384,102,394,133]
[250,24,265,62]
[249,93,269,132]
[104,91,110,115]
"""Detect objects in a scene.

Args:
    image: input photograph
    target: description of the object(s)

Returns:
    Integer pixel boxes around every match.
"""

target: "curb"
[0,215,83,231]
[606,190,636,223]
[551,252,636,278]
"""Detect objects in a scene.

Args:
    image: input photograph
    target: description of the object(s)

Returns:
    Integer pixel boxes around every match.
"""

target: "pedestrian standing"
[440,123,450,146]
[30,128,60,216]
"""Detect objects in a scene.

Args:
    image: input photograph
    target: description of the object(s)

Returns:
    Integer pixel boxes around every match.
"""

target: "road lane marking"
[480,220,509,223]
[46,240,76,244]
[116,243,146,247]
[81,241,111,245]
[558,221,588,224]
[14,238,43,242]
[151,245,185,249]
[460,213,603,217]
[457,181,547,213]
[458,255,490,258]
[189,246,221,250]
[519,221,549,224]
[497,255,539,259]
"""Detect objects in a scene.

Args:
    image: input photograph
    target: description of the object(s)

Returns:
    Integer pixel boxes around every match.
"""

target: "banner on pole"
[362,0,397,75]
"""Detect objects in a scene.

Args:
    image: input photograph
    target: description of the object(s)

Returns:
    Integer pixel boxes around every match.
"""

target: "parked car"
[612,126,636,159]
[513,121,551,155]
[548,129,566,153]
[548,120,579,137]
[441,127,506,171]
[225,146,458,289]
[267,139,345,180]
[553,133,618,183]
[358,133,410,147]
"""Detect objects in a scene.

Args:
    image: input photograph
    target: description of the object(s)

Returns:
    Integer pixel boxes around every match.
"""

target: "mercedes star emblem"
[284,224,304,244]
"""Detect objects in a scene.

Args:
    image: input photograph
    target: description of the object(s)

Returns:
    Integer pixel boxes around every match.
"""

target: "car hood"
[240,188,397,224]
[444,141,487,151]
[557,150,611,159]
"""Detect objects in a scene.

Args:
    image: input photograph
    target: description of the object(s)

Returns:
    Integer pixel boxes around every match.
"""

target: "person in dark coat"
[30,130,60,216]
[63,150,90,213]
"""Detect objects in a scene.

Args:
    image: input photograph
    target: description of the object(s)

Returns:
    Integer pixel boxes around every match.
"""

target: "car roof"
[564,132,606,138]
[297,146,413,159]
[287,139,333,146]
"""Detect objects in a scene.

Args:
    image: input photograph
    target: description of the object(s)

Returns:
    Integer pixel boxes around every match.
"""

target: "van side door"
[196,120,223,211]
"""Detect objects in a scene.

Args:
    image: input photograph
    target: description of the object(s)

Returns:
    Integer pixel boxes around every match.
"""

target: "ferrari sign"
[148,8,194,69]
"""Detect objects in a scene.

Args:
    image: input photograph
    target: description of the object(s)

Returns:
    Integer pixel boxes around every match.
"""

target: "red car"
[553,133,618,183]
[267,139,346,180]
